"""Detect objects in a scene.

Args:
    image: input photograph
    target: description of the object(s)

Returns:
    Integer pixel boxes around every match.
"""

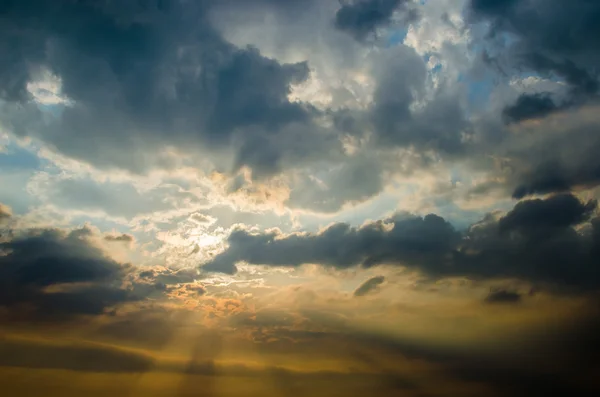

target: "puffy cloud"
[469,0,600,114]
[498,194,596,233]
[0,0,340,177]
[203,194,600,291]
[203,212,459,274]
[0,225,147,320]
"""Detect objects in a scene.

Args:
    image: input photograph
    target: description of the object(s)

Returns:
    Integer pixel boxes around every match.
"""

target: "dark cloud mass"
[0,226,139,319]
[502,93,561,123]
[0,0,598,210]
[466,0,600,197]
[471,0,600,113]
[204,194,600,291]
[203,212,459,274]
[334,0,416,40]
[498,194,596,233]
[369,45,468,155]
[0,0,333,177]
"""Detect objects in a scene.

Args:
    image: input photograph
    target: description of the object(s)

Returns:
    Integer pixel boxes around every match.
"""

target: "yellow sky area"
[0,367,500,397]
[1,285,599,397]
[0,328,497,397]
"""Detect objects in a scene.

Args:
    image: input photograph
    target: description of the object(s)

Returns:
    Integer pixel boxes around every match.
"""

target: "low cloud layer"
[204,194,600,291]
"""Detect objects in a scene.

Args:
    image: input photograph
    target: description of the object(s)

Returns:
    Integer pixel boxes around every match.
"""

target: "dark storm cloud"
[203,212,459,274]
[0,226,141,319]
[0,227,123,287]
[334,0,417,40]
[498,194,596,233]
[203,194,600,291]
[354,275,385,297]
[469,0,600,117]
[502,93,562,123]
[453,194,600,290]
[0,0,336,177]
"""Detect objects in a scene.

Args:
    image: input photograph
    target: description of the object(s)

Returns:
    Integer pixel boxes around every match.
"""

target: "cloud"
[0,0,468,215]
[498,194,596,233]
[105,233,135,243]
[0,226,143,320]
[469,0,600,115]
[484,288,522,304]
[202,212,459,274]
[354,275,385,297]
[203,194,600,291]
[0,0,340,177]
[503,112,600,198]
[368,44,468,155]
[334,0,417,41]
[502,93,562,123]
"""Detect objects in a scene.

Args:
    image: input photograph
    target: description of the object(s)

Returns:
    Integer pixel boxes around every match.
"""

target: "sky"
[1,0,600,396]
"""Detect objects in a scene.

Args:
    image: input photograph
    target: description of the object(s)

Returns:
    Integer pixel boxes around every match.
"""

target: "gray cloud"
[0,0,340,177]
[334,0,417,41]
[354,275,385,297]
[203,194,600,291]
[369,45,468,155]
[203,212,458,274]
[463,1,600,199]
[105,233,135,243]
[506,123,600,199]
[286,154,385,213]
[1,0,599,216]
[0,226,142,320]
[470,0,600,116]
[502,93,562,123]
[499,194,596,233]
